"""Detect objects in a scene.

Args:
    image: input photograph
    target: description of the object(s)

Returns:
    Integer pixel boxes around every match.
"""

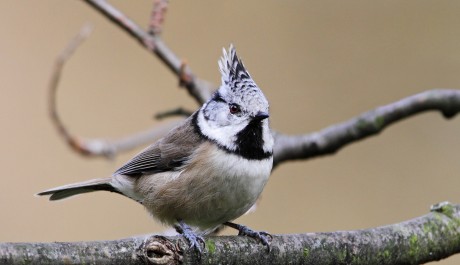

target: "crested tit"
[38,45,274,253]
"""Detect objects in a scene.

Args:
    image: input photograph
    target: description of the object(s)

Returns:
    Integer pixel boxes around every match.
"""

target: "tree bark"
[2,202,459,265]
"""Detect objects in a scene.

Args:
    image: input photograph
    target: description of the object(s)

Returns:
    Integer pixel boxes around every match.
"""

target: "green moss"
[376,249,391,261]
[439,203,455,218]
[206,239,216,254]
[374,115,385,130]
[423,221,435,235]
[431,202,460,229]
[354,115,386,134]
[336,249,347,262]
[303,247,309,257]
[383,249,390,259]
[356,118,368,130]
[434,212,444,223]
[431,202,454,217]
[408,234,420,259]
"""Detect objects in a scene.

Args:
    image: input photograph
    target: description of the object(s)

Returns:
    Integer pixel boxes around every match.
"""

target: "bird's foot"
[224,221,272,252]
[174,220,205,257]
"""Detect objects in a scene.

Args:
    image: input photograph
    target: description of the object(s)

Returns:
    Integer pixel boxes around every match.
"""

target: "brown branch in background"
[48,24,94,156]
[154,107,193,120]
[56,3,460,169]
[49,24,181,158]
[148,0,168,36]
[51,28,460,163]
[104,121,180,156]
[83,0,214,104]
[273,89,460,167]
[179,59,193,87]
[2,201,460,264]
[47,0,214,158]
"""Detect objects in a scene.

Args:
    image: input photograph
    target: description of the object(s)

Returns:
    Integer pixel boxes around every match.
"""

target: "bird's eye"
[229,103,241,114]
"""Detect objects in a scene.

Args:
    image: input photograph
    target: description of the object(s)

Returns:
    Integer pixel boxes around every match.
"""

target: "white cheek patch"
[215,110,230,127]
[197,110,247,151]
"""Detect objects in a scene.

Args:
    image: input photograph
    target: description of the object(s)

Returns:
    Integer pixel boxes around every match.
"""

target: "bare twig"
[52,31,460,162]
[49,24,94,156]
[66,2,460,167]
[148,0,168,36]
[2,202,460,264]
[81,121,180,158]
[178,59,193,88]
[154,107,193,120]
[82,0,213,104]
[49,24,180,158]
[49,0,216,158]
[52,23,460,168]
[273,89,460,167]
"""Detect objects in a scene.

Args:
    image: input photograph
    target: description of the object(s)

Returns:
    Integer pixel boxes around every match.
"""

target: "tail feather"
[37,178,119,201]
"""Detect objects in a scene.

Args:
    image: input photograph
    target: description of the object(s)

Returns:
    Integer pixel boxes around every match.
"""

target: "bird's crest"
[218,45,256,91]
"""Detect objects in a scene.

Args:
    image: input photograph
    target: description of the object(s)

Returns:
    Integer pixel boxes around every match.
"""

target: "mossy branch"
[2,202,460,264]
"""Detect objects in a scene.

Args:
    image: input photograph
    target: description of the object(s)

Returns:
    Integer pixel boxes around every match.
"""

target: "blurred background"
[1,1,460,263]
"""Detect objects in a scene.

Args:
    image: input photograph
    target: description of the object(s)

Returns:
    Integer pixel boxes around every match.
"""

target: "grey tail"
[37,178,120,201]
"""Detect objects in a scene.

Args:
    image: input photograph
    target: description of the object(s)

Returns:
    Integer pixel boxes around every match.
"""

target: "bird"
[38,45,274,254]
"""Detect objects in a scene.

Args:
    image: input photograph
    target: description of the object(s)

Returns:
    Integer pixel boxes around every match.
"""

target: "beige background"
[1,1,460,263]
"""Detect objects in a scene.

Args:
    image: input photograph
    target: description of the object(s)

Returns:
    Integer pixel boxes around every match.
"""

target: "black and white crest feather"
[218,45,257,92]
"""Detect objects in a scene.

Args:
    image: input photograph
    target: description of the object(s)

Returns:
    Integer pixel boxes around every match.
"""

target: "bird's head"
[197,45,273,160]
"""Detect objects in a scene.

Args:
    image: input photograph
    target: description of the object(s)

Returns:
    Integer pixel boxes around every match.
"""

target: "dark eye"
[229,103,241,114]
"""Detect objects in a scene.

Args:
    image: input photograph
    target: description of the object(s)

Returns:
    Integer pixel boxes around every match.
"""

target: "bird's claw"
[225,222,272,252]
[237,226,272,252]
[183,231,205,253]
[174,220,206,258]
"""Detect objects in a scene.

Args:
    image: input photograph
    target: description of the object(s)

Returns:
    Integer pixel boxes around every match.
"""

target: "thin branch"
[48,0,214,159]
[76,2,460,168]
[48,24,94,156]
[148,0,168,36]
[154,107,193,120]
[49,25,180,158]
[82,121,180,158]
[2,202,460,264]
[51,28,460,166]
[83,0,213,104]
[273,89,460,167]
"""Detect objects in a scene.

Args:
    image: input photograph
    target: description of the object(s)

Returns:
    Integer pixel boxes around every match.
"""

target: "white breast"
[187,145,273,228]
[112,141,273,232]
[208,147,273,198]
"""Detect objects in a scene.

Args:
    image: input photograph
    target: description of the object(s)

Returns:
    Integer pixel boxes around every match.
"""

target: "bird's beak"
[252,111,270,121]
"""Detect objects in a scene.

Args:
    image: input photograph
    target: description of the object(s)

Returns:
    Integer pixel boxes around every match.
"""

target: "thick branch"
[2,202,460,264]
[273,89,460,167]
[83,0,213,104]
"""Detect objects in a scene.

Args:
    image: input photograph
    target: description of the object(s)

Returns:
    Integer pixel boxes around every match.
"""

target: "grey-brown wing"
[113,113,203,176]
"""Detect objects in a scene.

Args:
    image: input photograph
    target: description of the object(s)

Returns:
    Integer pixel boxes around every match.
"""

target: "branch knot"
[138,236,182,265]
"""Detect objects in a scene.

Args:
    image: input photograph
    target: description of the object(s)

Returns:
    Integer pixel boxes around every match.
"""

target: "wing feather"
[113,112,203,176]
